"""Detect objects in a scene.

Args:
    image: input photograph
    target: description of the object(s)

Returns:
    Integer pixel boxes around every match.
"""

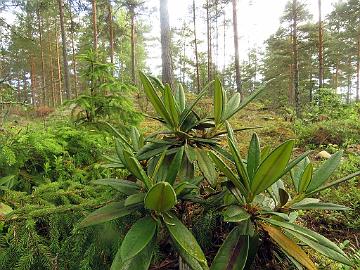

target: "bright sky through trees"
[144,0,338,73]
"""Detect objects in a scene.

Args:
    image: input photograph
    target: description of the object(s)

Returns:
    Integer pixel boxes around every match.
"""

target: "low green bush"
[296,119,360,147]
[0,181,128,270]
[0,123,115,192]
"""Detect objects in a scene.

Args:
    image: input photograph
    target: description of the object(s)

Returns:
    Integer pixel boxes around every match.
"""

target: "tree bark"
[48,33,56,107]
[37,9,47,106]
[318,0,324,89]
[206,0,212,84]
[192,0,200,93]
[232,0,242,98]
[160,0,174,88]
[356,34,359,101]
[22,72,28,103]
[130,7,136,83]
[108,1,115,66]
[30,55,36,106]
[58,0,71,99]
[68,0,78,97]
[55,21,63,105]
[92,0,98,51]
[292,0,300,117]
[223,11,226,73]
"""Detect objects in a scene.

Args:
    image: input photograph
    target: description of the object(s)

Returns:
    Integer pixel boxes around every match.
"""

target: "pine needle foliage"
[0,180,133,270]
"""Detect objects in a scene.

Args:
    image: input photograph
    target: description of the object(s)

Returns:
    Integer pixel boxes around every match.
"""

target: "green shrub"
[0,181,129,270]
[0,123,116,192]
[67,50,142,125]
[296,119,360,147]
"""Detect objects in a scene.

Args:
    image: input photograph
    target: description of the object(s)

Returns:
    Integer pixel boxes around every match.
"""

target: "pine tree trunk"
[318,0,324,89]
[17,76,21,103]
[130,8,136,83]
[288,64,294,105]
[206,0,212,84]
[232,0,242,98]
[223,11,226,73]
[309,72,313,102]
[22,72,28,103]
[92,0,98,51]
[356,34,359,101]
[108,1,115,66]
[69,0,78,97]
[30,55,37,106]
[55,22,63,105]
[334,59,339,89]
[37,9,47,106]
[48,35,56,107]
[192,0,200,93]
[160,0,174,88]
[292,0,300,117]
[346,71,351,104]
[214,0,219,77]
[58,0,71,99]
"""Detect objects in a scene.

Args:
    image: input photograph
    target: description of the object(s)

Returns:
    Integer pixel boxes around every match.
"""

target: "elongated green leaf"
[244,234,259,269]
[175,241,208,270]
[210,226,249,270]
[115,139,127,164]
[290,198,349,211]
[92,179,140,195]
[130,127,141,151]
[263,218,348,258]
[111,239,155,270]
[260,146,271,162]
[307,171,360,195]
[175,84,186,112]
[226,122,250,191]
[261,223,316,270]
[306,151,343,192]
[210,126,262,138]
[139,72,173,126]
[99,121,132,149]
[120,216,157,261]
[251,140,294,195]
[179,88,207,126]
[298,163,313,193]
[174,181,198,196]
[164,214,207,266]
[78,201,136,228]
[125,193,146,207]
[285,230,353,266]
[0,175,15,186]
[208,151,247,194]
[291,157,310,192]
[144,182,177,212]
[137,143,170,161]
[123,150,151,189]
[247,133,261,180]
[149,75,165,90]
[164,84,180,127]
[196,149,217,186]
[223,205,250,223]
[214,78,225,125]
[166,146,184,185]
[224,79,275,120]
[151,149,167,181]
[222,93,241,122]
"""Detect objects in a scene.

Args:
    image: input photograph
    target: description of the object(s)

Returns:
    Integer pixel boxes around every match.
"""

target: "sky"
[144,0,340,74]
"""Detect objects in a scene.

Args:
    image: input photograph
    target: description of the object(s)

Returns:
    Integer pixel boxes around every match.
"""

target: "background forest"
[0,0,359,269]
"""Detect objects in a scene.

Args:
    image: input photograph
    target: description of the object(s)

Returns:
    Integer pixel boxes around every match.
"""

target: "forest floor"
[2,99,359,269]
